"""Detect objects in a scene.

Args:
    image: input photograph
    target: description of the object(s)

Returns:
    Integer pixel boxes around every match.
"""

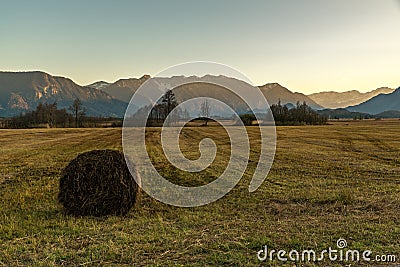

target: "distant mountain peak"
[140,74,151,80]
[257,83,323,109]
[86,81,112,90]
[260,82,281,89]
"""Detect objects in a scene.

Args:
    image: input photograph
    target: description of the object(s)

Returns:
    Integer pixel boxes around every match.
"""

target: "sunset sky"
[1,0,399,93]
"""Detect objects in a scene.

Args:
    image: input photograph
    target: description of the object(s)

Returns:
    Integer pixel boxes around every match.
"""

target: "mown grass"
[0,120,399,266]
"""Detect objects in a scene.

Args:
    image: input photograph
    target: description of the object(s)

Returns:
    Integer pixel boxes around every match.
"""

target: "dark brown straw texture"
[58,150,139,216]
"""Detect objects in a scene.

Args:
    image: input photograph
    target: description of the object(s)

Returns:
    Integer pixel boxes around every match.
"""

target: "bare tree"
[200,99,211,126]
[182,109,190,121]
[69,98,86,127]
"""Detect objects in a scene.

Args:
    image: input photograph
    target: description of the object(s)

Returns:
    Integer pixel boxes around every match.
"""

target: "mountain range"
[308,87,394,109]
[347,87,400,114]
[0,71,398,118]
[87,75,323,110]
[0,72,126,117]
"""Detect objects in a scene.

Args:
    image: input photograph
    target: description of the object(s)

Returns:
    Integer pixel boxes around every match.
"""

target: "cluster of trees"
[240,101,327,126]
[4,102,73,128]
[316,108,374,120]
[144,90,211,126]
[1,98,120,129]
[239,114,257,126]
[128,90,195,126]
[148,90,181,125]
[127,90,181,126]
[270,101,327,125]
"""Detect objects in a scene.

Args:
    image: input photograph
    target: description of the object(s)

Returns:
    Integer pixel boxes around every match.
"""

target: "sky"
[1,0,399,94]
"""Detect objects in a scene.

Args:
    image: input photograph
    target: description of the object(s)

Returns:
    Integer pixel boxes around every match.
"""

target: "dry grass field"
[0,120,399,266]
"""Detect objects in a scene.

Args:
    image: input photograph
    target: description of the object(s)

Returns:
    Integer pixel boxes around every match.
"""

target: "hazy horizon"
[1,0,400,94]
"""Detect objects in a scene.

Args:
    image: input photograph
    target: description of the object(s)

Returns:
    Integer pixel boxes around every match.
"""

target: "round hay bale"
[58,149,140,216]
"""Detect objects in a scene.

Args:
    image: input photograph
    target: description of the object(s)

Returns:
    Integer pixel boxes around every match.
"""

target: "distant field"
[0,121,399,266]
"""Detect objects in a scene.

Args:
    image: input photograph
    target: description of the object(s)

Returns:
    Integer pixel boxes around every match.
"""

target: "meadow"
[0,120,399,266]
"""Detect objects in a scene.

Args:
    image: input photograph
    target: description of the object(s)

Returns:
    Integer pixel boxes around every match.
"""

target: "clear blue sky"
[1,0,399,93]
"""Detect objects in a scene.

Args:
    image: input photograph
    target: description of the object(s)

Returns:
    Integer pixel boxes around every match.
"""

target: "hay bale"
[58,149,140,216]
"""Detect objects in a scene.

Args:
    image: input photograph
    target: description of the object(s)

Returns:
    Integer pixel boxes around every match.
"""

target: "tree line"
[3,102,72,128]
[1,98,121,129]
[240,101,327,126]
[2,92,327,128]
[270,101,327,125]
